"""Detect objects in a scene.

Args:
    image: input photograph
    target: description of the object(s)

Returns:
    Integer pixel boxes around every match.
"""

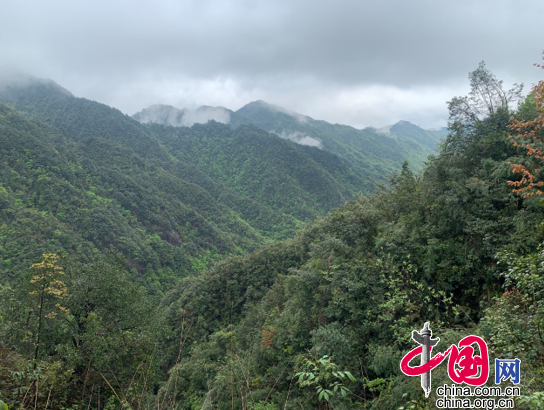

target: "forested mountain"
[154,66,544,409]
[376,120,447,149]
[1,72,369,221]
[134,100,443,191]
[148,121,364,220]
[0,72,368,293]
[1,63,543,410]
[0,101,267,293]
[231,100,443,176]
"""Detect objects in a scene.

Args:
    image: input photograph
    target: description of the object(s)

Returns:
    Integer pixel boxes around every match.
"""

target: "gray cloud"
[133,104,187,126]
[181,106,231,127]
[1,0,543,128]
[274,130,322,148]
[133,104,231,127]
[0,66,73,98]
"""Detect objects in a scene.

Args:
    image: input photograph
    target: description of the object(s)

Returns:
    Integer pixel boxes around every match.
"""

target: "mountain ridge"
[133,99,443,140]
[133,99,444,193]
[0,71,372,289]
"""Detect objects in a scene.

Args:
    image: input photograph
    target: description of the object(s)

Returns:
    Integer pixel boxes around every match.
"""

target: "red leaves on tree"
[509,51,544,197]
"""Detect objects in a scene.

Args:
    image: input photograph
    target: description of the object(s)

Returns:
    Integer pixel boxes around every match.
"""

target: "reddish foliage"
[509,51,544,197]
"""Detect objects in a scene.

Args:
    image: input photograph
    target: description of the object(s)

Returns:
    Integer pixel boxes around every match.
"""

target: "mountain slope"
[134,100,443,194]
[231,100,441,178]
[384,119,446,149]
[0,73,367,220]
[149,121,365,220]
[0,102,275,292]
[158,107,544,408]
[0,72,371,289]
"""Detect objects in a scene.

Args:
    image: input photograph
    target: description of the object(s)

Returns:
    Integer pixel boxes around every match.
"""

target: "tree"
[27,253,69,364]
[60,253,159,408]
[448,61,523,125]
[446,62,523,154]
[0,253,160,409]
[508,51,544,197]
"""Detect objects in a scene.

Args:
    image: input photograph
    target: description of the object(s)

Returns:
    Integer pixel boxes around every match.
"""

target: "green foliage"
[0,100,289,293]
[249,402,278,410]
[155,63,544,409]
[230,100,441,187]
[482,247,544,406]
[0,76,379,293]
[0,253,160,409]
[519,391,544,409]
[295,355,355,403]
[1,63,544,409]
[150,121,363,221]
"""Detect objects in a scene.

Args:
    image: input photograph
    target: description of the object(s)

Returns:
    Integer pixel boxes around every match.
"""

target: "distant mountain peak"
[245,100,269,107]
[0,67,73,99]
[238,100,309,124]
[376,120,432,134]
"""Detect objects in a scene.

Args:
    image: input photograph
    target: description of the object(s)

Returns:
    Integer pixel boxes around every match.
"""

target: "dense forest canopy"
[0,60,543,409]
[134,99,445,190]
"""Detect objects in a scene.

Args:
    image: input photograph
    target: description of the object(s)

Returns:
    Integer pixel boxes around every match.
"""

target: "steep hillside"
[149,121,365,220]
[0,102,273,293]
[1,64,543,410]
[0,72,373,290]
[386,120,446,149]
[231,100,441,177]
[157,103,544,409]
[0,73,368,220]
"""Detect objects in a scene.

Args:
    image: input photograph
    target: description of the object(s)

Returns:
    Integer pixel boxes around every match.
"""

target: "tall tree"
[27,254,69,364]
[448,61,523,125]
[446,61,523,155]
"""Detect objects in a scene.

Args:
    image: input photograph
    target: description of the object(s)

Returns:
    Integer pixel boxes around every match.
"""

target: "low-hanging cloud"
[274,130,322,148]
[0,66,73,99]
[133,104,186,126]
[181,106,231,127]
[133,104,231,127]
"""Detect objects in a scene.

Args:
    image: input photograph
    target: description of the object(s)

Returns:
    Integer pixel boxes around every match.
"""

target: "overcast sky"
[1,0,543,129]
